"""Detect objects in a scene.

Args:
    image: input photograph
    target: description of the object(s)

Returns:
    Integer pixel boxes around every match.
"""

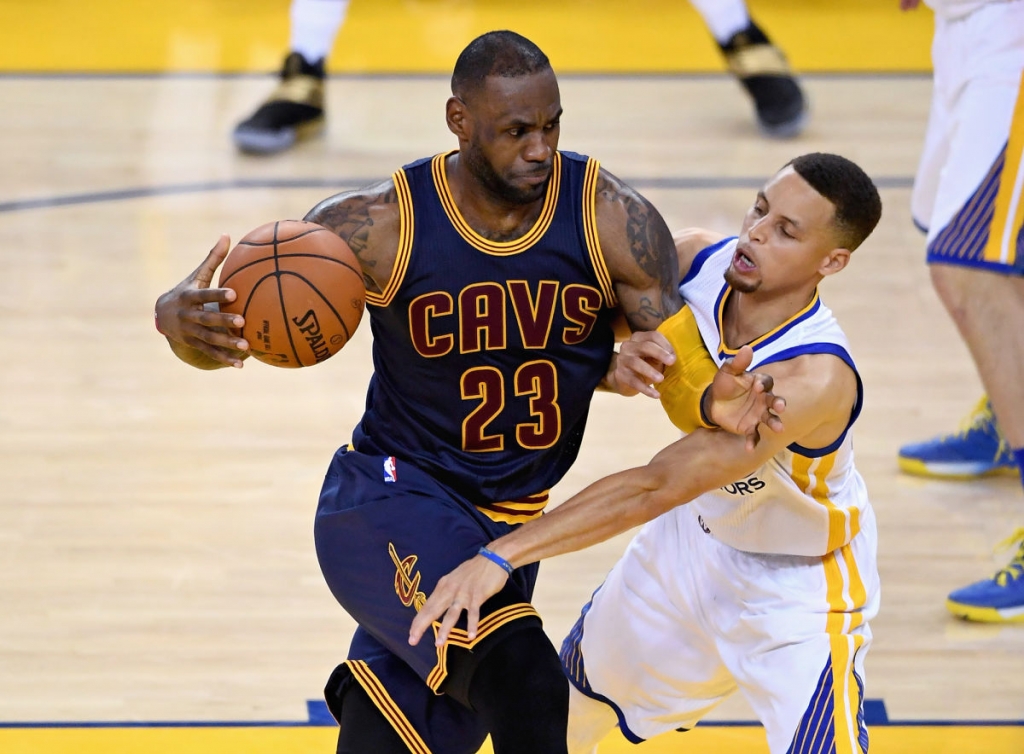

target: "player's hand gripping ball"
[218,220,365,368]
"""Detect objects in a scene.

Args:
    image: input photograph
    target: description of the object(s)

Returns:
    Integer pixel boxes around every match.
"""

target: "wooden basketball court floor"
[1,1,1023,752]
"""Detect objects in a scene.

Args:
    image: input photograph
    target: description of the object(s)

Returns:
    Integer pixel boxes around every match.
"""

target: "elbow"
[631,467,686,524]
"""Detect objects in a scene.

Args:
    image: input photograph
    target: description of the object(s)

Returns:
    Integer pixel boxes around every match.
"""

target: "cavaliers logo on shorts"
[389,542,426,611]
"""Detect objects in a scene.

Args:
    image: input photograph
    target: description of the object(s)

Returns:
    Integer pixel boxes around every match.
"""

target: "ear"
[819,247,851,277]
[446,96,470,139]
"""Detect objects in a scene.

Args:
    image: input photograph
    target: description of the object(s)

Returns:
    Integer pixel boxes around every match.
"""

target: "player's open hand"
[608,330,677,398]
[707,345,786,450]
[408,553,510,648]
[154,235,249,368]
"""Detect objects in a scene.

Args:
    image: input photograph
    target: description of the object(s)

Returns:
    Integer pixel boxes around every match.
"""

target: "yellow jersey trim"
[431,151,561,255]
[716,287,820,356]
[425,603,541,692]
[582,158,617,307]
[367,169,414,308]
[346,660,433,754]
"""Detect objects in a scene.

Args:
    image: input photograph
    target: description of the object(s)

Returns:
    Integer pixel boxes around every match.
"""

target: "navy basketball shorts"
[314,445,543,752]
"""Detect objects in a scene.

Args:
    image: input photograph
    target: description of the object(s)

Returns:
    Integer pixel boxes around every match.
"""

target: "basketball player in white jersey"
[232,0,806,153]
[895,0,1024,623]
[410,152,883,753]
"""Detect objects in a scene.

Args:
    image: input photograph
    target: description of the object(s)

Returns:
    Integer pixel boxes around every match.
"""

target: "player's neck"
[722,285,817,349]
[445,153,547,242]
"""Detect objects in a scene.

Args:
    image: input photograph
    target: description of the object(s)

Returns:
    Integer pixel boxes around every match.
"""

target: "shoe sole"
[897,456,1020,480]
[233,117,325,155]
[946,598,1024,623]
[757,109,808,139]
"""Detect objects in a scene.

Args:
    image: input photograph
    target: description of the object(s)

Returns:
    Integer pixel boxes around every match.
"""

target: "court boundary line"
[1,698,1022,729]
[0,177,916,216]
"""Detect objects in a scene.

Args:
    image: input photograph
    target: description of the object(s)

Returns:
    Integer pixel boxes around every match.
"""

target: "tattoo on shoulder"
[304,180,398,295]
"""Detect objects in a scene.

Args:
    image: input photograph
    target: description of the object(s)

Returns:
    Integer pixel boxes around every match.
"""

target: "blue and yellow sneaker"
[947,528,1024,623]
[898,396,1017,479]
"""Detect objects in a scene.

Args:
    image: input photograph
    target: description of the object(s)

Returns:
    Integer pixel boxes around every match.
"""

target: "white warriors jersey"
[678,237,869,557]
[924,0,1000,20]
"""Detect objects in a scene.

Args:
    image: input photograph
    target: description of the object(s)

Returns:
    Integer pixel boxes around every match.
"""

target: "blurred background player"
[232,0,807,154]
[232,0,349,153]
[895,0,1024,623]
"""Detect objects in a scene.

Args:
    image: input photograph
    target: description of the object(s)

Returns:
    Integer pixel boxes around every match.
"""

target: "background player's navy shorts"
[314,445,543,752]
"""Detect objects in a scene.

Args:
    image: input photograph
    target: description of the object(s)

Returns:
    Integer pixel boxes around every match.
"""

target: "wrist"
[699,385,720,429]
[477,545,514,576]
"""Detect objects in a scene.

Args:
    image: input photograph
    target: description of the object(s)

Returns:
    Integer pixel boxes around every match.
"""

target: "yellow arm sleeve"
[657,306,719,433]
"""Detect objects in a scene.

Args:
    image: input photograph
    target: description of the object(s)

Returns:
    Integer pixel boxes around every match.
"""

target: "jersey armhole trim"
[367,169,414,308]
[582,158,618,308]
[681,235,737,286]
[755,343,863,458]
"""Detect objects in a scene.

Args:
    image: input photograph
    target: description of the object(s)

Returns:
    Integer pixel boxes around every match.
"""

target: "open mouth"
[733,247,757,272]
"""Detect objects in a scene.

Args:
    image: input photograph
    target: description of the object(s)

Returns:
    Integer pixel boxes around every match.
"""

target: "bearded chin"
[724,267,761,294]
[463,143,546,204]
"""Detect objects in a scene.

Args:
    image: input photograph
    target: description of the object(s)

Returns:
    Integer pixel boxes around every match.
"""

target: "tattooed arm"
[594,169,682,331]
[155,179,401,369]
[593,169,683,393]
[304,178,402,297]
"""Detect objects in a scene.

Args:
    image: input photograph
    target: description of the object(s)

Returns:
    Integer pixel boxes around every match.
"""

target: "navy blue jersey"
[352,150,618,521]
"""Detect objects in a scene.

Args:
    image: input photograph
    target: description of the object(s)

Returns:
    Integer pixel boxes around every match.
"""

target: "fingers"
[409,594,449,647]
[614,332,676,399]
[191,234,232,287]
[620,330,675,366]
[435,603,465,647]
[722,345,754,375]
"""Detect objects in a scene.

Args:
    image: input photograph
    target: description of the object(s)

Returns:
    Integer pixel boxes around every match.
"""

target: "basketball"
[218,220,365,368]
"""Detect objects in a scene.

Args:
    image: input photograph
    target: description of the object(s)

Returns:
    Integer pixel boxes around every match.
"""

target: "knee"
[469,626,569,712]
[929,263,975,324]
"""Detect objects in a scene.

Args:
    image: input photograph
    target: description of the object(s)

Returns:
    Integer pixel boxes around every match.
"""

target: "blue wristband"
[477,546,514,575]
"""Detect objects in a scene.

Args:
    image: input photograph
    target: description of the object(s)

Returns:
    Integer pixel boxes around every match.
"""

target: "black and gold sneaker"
[720,22,807,139]
[233,52,326,154]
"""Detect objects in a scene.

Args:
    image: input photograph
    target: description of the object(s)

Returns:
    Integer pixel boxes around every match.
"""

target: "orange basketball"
[218,220,365,368]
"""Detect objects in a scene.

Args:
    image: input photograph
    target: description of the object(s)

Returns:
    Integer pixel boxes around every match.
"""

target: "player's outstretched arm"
[154,234,250,370]
[409,353,855,647]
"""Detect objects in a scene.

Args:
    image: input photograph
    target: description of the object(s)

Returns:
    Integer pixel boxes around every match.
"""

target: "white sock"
[289,0,351,64]
[688,0,751,45]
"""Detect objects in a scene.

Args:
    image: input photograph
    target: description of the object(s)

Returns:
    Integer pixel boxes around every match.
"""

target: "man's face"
[459,69,562,205]
[728,166,842,295]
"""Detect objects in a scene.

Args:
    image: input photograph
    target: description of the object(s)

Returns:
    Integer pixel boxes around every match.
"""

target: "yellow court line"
[2,726,1023,754]
[0,0,933,74]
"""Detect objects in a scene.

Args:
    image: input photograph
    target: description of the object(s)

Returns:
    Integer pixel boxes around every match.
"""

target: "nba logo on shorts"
[383,456,398,483]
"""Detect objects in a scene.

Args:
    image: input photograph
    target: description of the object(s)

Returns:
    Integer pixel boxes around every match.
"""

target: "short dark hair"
[451,31,551,100]
[786,153,882,251]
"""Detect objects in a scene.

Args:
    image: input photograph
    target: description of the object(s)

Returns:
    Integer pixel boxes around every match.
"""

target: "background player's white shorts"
[561,505,880,754]
[911,0,1024,274]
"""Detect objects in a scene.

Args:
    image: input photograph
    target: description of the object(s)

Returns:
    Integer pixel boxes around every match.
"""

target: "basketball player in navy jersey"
[154,31,783,754]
